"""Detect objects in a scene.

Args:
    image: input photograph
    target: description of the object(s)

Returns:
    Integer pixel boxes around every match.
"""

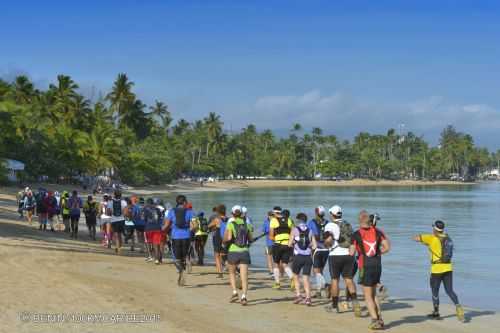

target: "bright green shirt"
[227,218,253,253]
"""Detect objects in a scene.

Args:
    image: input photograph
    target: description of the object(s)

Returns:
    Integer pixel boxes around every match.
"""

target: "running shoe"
[368,319,383,330]
[353,301,362,317]
[240,296,248,306]
[293,295,303,304]
[303,297,312,307]
[456,305,465,323]
[272,282,281,290]
[145,257,153,262]
[427,311,441,320]
[324,305,340,313]
[230,292,239,303]
[154,259,160,265]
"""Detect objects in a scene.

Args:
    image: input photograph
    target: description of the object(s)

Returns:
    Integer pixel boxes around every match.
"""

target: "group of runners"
[16,187,465,330]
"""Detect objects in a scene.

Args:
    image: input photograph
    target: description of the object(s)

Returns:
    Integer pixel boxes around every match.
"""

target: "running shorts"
[213,232,223,253]
[329,255,355,279]
[272,244,292,264]
[358,256,382,287]
[313,249,329,269]
[227,251,251,265]
[111,220,125,233]
[134,224,145,233]
[292,254,313,276]
[146,230,162,245]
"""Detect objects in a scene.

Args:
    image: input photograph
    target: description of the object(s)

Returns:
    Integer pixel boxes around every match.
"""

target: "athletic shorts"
[134,225,145,233]
[227,251,251,265]
[358,257,382,287]
[265,245,273,256]
[111,221,125,233]
[146,230,162,245]
[85,216,97,226]
[172,238,191,260]
[313,249,329,269]
[292,254,313,276]
[272,244,292,264]
[329,255,355,280]
[213,232,223,253]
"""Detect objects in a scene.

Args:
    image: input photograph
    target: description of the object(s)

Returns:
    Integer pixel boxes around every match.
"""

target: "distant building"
[2,159,25,182]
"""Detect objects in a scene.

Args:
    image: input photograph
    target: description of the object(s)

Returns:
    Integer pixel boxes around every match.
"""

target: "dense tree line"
[0,74,499,185]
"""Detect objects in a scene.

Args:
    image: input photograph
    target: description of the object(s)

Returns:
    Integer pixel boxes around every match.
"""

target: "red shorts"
[146,231,162,245]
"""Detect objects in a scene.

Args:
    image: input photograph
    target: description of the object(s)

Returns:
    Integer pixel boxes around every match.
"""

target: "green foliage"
[0,73,497,185]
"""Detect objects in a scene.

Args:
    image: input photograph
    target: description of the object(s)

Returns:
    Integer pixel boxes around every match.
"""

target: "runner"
[60,191,71,233]
[269,207,294,290]
[17,188,27,219]
[45,191,57,232]
[289,212,317,306]
[23,191,36,225]
[83,195,98,240]
[132,196,146,253]
[144,198,163,264]
[68,190,83,239]
[308,205,329,297]
[123,197,136,251]
[36,189,48,231]
[107,190,127,254]
[414,220,465,322]
[352,210,391,330]
[164,195,195,286]
[208,204,227,278]
[224,205,253,306]
[262,211,275,277]
[54,191,61,223]
[324,205,361,316]
[193,211,209,265]
[99,194,112,248]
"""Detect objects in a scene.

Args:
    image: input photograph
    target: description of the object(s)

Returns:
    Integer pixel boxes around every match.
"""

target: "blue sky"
[2,0,500,149]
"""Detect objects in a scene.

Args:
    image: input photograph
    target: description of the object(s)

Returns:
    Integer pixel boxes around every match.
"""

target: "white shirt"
[324,220,350,256]
[106,199,127,223]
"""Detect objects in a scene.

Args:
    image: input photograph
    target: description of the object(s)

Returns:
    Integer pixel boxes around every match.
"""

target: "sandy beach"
[0,186,497,333]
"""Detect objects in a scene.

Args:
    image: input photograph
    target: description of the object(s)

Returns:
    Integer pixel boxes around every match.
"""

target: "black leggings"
[70,215,80,236]
[430,271,459,309]
[172,239,191,271]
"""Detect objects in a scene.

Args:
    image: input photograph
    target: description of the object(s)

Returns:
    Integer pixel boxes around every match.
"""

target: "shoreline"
[0,188,498,333]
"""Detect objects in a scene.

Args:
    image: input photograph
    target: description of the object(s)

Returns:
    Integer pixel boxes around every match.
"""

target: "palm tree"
[106,73,135,124]
[49,75,79,121]
[204,112,223,158]
[9,75,35,104]
[149,100,172,129]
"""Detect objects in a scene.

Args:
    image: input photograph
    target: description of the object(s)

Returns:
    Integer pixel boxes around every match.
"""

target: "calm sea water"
[171,182,500,310]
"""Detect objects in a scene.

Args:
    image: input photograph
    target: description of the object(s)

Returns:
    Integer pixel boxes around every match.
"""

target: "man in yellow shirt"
[269,207,294,289]
[414,220,464,322]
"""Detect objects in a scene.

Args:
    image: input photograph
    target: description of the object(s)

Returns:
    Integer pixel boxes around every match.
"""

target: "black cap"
[433,220,445,232]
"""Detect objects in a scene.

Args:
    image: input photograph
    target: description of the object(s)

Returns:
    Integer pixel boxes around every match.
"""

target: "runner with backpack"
[143,198,163,264]
[193,211,209,266]
[289,212,317,306]
[269,207,295,290]
[60,191,71,233]
[107,190,127,254]
[324,205,361,317]
[208,204,228,278]
[352,210,391,330]
[224,205,253,306]
[414,220,465,322]
[23,191,36,225]
[164,195,195,286]
[308,205,329,298]
[83,195,98,240]
[68,190,83,238]
[132,197,146,253]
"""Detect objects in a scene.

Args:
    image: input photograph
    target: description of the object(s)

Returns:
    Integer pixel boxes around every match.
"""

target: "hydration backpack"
[334,220,353,248]
[233,219,249,247]
[297,226,311,250]
[275,217,291,235]
[352,228,384,258]
[433,236,454,264]
[174,207,189,229]
[112,199,122,217]
[199,217,209,233]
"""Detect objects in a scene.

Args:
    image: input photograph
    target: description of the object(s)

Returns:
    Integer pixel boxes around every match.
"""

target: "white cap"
[241,206,248,214]
[231,205,242,214]
[25,187,30,192]
[329,205,342,216]
[315,205,326,216]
